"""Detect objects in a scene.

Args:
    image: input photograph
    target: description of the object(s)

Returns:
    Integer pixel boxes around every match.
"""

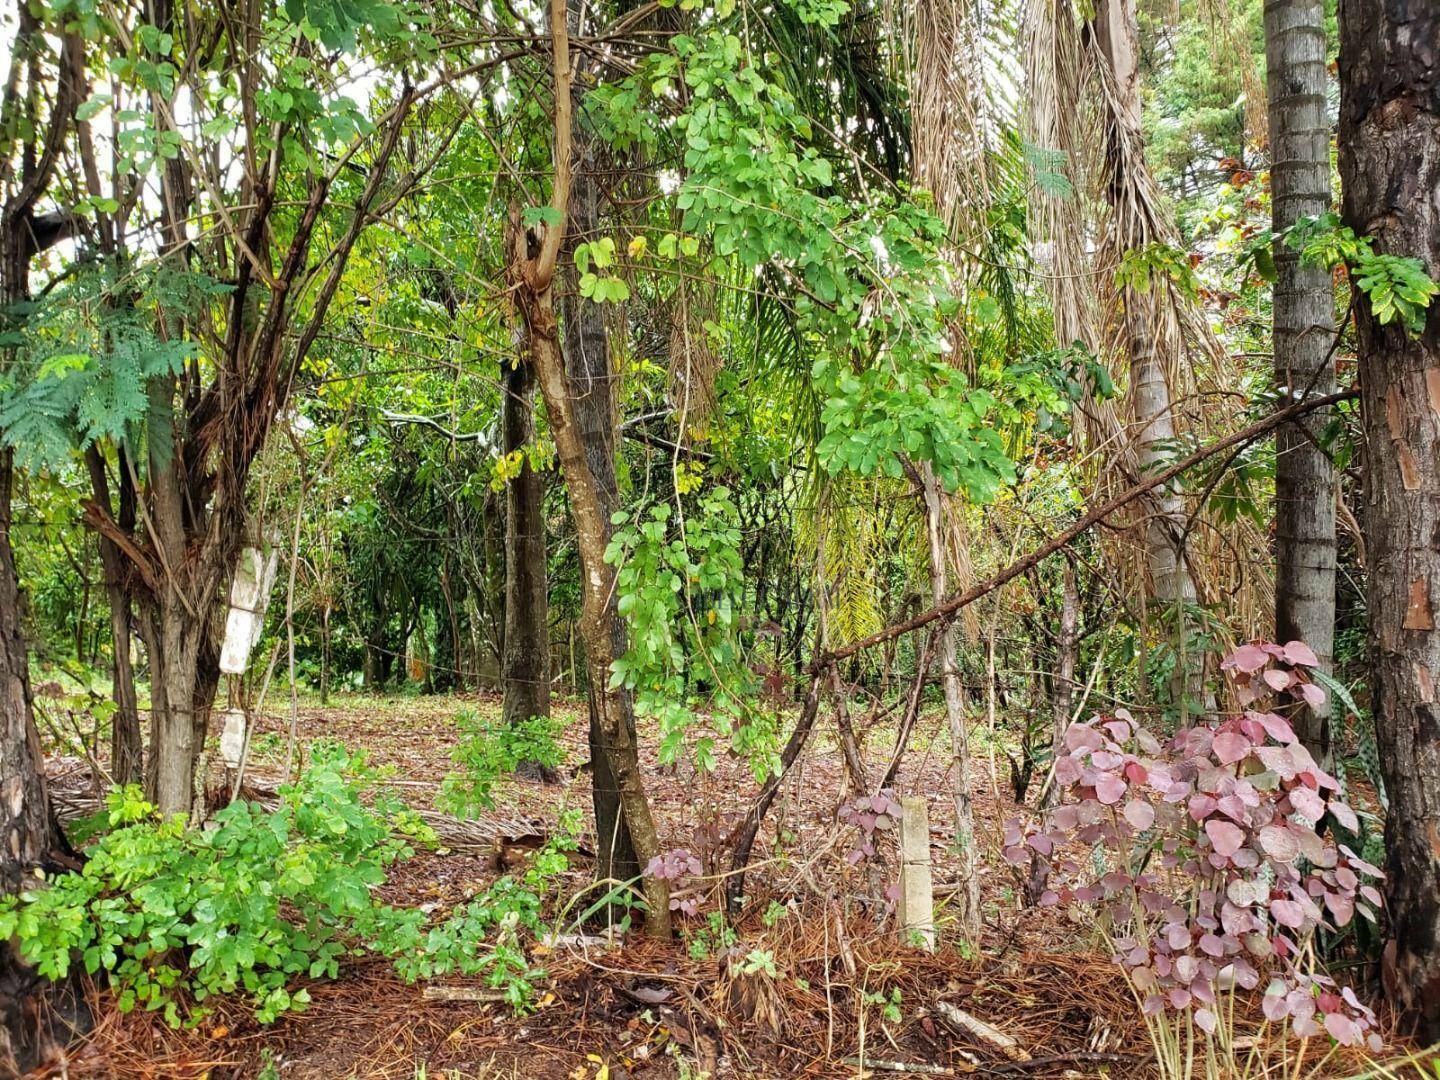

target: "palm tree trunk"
[1266,0,1337,765]
[1338,0,1440,1042]
[1090,0,1201,708]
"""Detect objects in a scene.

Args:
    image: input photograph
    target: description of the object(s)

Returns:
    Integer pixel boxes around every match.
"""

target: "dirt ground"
[36,691,1416,1079]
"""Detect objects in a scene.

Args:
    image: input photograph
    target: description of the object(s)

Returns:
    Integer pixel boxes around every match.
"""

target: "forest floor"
[38,690,1415,1080]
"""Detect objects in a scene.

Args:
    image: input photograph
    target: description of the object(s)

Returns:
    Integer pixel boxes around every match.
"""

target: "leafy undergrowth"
[36,687,1427,1079]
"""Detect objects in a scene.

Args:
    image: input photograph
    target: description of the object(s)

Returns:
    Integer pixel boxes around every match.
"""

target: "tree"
[1266,0,1337,765]
[504,0,671,934]
[0,12,88,1071]
[0,0,442,817]
[1089,0,1200,648]
[501,260,553,773]
[1337,0,1440,1043]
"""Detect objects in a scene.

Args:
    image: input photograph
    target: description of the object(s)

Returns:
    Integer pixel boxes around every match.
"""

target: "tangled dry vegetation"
[38,693,1426,1080]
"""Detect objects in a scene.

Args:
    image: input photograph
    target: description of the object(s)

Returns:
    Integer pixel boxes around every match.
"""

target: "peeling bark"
[1338,0,1440,1042]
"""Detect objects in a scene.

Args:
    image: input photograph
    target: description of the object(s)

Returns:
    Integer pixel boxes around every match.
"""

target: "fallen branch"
[984,1050,1146,1074]
[840,1057,952,1075]
[931,1000,1030,1061]
[817,390,1356,667]
[421,986,508,1002]
[727,391,1356,907]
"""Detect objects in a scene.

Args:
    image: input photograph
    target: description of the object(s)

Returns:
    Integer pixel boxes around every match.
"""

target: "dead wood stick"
[817,390,1356,667]
[421,986,508,1002]
[840,1057,951,1075]
[881,625,943,787]
[931,1000,1030,1061]
[725,663,829,912]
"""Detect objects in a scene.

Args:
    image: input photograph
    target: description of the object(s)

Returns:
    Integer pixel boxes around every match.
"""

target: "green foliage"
[606,487,778,779]
[1022,141,1075,200]
[438,710,566,816]
[0,744,570,1023]
[0,747,434,1026]
[380,814,581,1011]
[0,266,226,470]
[283,0,402,51]
[1286,213,1439,336]
[685,910,739,959]
[591,0,1041,499]
[1114,241,1202,300]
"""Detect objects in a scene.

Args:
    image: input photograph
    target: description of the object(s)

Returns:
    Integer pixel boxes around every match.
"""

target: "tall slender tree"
[1338,0,1440,1043]
[505,0,670,934]
[1266,0,1337,765]
[0,15,88,1071]
[1088,0,1202,706]
[500,313,553,769]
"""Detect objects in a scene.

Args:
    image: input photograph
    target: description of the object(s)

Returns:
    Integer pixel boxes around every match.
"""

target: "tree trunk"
[502,302,553,780]
[506,0,670,929]
[84,446,142,787]
[920,466,981,938]
[0,456,65,895]
[1338,0,1440,1042]
[0,449,86,1080]
[1028,560,1077,902]
[1090,0,1201,710]
[1047,560,1079,806]
[0,23,93,1058]
[142,373,204,817]
[554,160,648,893]
[1267,0,1337,765]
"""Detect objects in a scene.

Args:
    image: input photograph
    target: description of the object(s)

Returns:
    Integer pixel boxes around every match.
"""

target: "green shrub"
[0,745,562,1025]
[438,709,565,816]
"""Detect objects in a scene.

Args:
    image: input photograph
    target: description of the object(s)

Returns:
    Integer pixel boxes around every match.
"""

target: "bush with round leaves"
[1004,641,1383,1049]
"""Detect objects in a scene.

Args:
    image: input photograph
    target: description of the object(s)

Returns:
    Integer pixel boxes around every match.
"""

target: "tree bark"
[85,446,142,787]
[1337,0,1440,1042]
[1267,0,1337,765]
[1090,0,1202,710]
[1047,560,1079,806]
[0,20,90,1069]
[920,466,980,937]
[501,295,553,779]
[504,0,669,934]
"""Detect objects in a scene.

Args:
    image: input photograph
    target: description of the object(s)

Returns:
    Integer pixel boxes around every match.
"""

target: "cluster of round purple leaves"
[1004,641,1384,1049]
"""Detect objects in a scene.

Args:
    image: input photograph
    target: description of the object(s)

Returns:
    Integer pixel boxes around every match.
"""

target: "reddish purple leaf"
[1250,710,1296,745]
[1095,773,1127,805]
[1270,898,1306,929]
[1289,786,1326,823]
[1281,641,1319,667]
[1212,731,1251,765]
[1259,824,1300,863]
[1205,819,1245,858]
[1124,800,1156,831]
[1263,667,1295,692]
[1324,1011,1362,1046]
[1222,643,1270,673]
[1329,799,1359,833]
[1324,890,1355,927]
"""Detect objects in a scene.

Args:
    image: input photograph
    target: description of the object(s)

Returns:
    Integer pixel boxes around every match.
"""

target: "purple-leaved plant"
[1004,641,1384,1048]
[647,849,704,916]
[837,788,902,865]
